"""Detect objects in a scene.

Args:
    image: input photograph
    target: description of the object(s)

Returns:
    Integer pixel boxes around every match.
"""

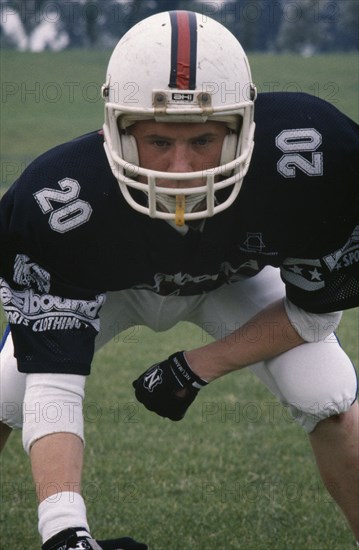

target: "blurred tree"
[0,0,357,51]
[276,0,333,54]
[234,0,282,51]
[84,0,98,47]
[337,0,359,51]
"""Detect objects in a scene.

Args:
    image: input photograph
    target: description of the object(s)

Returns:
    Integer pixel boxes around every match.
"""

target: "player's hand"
[132,351,208,421]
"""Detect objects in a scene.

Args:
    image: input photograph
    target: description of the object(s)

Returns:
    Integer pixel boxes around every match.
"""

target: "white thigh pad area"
[0,330,26,429]
[251,337,358,432]
[284,298,342,342]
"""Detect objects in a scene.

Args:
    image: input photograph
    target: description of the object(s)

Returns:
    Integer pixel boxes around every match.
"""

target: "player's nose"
[166,145,200,188]
[170,144,195,170]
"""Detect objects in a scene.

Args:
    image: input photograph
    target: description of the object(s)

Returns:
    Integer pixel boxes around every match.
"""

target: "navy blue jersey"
[1,93,358,374]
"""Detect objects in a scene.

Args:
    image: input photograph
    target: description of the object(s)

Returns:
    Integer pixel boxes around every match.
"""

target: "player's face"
[129,120,228,188]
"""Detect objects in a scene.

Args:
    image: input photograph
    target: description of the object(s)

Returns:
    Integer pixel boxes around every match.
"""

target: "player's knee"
[286,364,357,433]
[0,421,13,452]
[0,330,26,430]
[0,401,23,430]
[287,392,357,433]
[314,400,358,429]
[22,373,86,454]
[266,339,358,433]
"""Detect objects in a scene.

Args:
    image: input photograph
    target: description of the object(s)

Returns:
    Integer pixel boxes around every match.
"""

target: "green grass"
[1,314,358,549]
[1,52,358,192]
[0,50,105,190]
[250,53,359,122]
[0,51,358,548]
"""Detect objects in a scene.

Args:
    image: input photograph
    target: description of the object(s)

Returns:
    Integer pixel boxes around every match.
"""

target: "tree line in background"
[0,0,358,53]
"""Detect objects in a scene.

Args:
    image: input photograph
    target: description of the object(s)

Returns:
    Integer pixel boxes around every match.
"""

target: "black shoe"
[42,527,148,550]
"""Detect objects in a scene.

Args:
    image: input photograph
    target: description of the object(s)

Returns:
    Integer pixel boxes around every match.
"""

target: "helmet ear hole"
[220,133,238,166]
[121,134,139,166]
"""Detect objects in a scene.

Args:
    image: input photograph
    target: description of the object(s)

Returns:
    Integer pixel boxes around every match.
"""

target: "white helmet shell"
[102,10,256,225]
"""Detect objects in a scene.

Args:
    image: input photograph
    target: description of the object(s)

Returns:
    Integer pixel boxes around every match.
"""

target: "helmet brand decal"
[172,93,194,102]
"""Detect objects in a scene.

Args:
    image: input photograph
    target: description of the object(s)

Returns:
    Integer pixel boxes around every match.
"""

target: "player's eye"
[152,139,171,148]
[192,137,213,147]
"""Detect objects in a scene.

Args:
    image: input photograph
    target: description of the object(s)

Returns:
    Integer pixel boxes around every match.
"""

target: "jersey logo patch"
[0,278,105,332]
[243,233,266,252]
[323,225,359,272]
[13,254,50,293]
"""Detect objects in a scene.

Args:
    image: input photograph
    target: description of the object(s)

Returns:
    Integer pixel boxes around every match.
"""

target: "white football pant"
[1,267,357,433]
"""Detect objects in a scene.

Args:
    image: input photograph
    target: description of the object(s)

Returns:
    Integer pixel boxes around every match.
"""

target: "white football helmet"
[102,10,256,225]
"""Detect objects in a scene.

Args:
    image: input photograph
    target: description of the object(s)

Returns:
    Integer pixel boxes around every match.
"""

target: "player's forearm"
[186,298,305,382]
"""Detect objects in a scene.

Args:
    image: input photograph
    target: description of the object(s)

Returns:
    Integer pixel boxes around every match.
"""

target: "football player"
[0,10,358,549]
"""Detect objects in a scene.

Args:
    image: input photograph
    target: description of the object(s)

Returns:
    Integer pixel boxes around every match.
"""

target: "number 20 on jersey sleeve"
[33,178,93,233]
[276,128,323,178]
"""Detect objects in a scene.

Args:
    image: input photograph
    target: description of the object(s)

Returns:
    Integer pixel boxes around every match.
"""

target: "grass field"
[0,51,358,549]
[1,51,358,191]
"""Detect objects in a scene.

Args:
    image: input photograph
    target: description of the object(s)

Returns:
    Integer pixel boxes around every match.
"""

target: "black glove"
[132,351,207,421]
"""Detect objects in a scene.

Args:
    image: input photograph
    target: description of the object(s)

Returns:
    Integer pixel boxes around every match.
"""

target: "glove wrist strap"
[171,351,208,389]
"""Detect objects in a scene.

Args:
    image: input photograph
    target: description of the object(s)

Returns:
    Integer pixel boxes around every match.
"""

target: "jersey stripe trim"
[169,11,197,90]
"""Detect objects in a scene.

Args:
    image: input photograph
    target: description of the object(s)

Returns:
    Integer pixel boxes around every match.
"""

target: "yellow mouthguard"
[175,194,185,226]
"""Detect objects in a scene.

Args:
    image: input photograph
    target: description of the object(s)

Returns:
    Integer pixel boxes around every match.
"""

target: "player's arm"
[186,265,351,381]
[133,298,310,421]
[133,238,358,421]
[185,297,305,381]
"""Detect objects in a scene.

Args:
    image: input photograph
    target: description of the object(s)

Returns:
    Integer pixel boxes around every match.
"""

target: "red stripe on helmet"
[175,11,192,89]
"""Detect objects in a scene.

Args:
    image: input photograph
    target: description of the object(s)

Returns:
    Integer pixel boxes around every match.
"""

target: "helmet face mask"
[102,10,256,226]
